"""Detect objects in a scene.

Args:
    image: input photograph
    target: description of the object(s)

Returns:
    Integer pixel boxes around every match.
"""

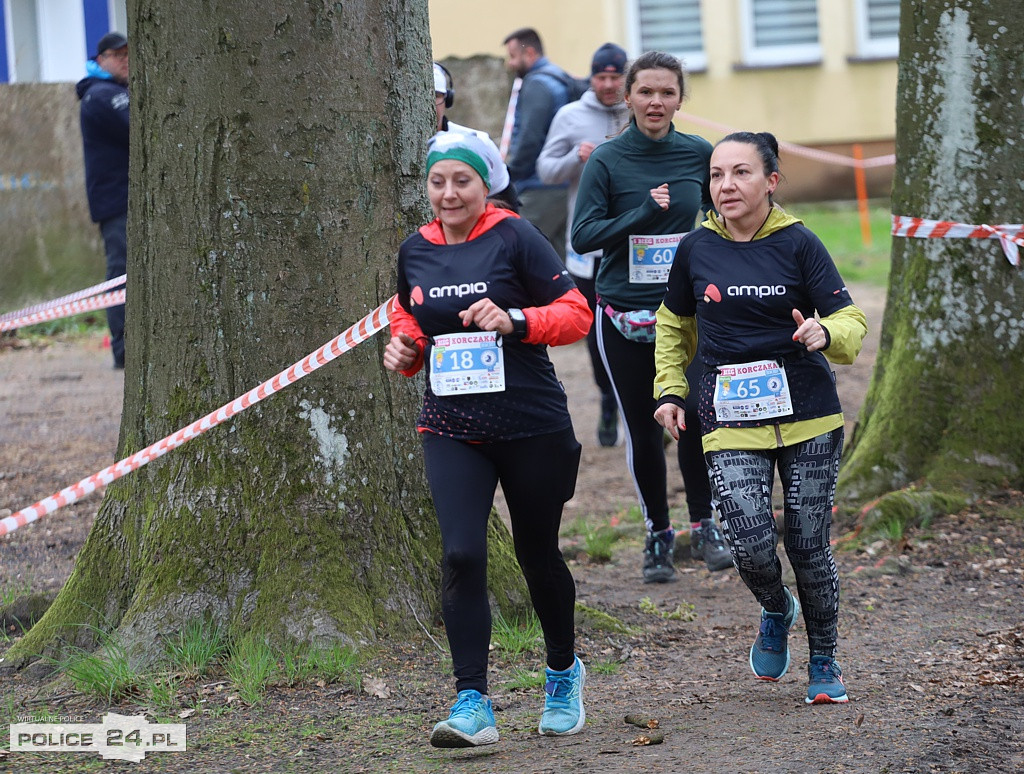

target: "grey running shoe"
[691,518,733,572]
[643,528,676,583]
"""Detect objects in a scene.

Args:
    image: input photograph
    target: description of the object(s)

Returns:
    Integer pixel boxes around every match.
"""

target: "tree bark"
[841,0,1024,501]
[11,0,528,665]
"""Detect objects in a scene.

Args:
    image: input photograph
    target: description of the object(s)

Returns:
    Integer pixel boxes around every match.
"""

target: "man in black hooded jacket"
[76,32,129,369]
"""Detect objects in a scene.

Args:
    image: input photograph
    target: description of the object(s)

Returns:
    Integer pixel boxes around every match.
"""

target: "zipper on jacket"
[773,423,783,448]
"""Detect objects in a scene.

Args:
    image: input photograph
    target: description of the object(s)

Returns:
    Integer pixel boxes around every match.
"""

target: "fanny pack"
[599,298,657,344]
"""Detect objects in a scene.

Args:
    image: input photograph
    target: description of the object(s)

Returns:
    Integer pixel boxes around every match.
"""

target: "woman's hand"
[650,183,670,211]
[459,298,514,335]
[654,403,686,440]
[383,333,420,372]
[792,309,827,352]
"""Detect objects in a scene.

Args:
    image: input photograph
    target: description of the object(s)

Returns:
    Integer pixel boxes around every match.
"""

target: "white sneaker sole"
[429,722,499,748]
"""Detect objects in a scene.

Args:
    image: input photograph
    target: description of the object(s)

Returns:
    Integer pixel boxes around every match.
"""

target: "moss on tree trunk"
[7,0,531,668]
[840,1,1024,503]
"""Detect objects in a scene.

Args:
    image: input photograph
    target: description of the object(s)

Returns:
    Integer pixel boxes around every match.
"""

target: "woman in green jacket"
[571,51,731,583]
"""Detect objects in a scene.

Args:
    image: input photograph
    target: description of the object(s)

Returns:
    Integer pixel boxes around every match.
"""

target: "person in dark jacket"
[76,31,129,369]
[654,131,867,704]
[385,130,591,747]
[502,27,572,259]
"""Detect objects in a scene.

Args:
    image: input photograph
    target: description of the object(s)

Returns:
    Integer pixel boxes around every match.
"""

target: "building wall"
[430,0,896,200]
[1,0,126,83]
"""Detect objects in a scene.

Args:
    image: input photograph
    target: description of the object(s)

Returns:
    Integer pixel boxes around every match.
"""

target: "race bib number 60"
[429,331,505,396]
[628,232,686,284]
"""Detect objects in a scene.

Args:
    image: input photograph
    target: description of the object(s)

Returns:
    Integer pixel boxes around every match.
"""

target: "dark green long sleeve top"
[570,120,713,310]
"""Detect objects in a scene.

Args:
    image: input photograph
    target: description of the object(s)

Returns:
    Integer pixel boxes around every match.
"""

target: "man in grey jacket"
[537,42,629,446]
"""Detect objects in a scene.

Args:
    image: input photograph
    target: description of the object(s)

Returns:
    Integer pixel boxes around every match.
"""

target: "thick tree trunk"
[840,1,1024,501]
[11,0,528,664]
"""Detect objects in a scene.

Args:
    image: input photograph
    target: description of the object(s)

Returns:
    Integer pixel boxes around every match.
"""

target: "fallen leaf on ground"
[632,731,664,745]
[624,713,659,728]
[364,677,391,698]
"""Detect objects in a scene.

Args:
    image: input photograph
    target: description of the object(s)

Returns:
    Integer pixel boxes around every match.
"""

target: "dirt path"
[3,284,1024,774]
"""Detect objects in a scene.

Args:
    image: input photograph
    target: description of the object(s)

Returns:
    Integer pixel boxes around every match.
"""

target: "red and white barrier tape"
[0,295,397,538]
[498,77,521,161]
[892,215,1024,266]
[0,274,126,324]
[676,111,896,170]
[0,290,127,333]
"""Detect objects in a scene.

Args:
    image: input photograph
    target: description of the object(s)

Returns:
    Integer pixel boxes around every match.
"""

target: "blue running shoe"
[429,689,499,748]
[538,656,586,736]
[749,587,800,681]
[806,655,849,704]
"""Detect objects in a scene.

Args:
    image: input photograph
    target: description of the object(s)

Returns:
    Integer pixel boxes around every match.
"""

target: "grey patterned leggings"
[706,428,843,657]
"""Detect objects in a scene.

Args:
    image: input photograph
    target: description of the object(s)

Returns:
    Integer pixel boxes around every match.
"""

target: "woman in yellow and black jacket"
[654,131,866,706]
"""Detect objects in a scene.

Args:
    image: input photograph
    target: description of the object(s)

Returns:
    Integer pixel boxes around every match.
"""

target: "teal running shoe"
[806,655,849,704]
[749,586,800,681]
[429,689,499,748]
[538,656,586,736]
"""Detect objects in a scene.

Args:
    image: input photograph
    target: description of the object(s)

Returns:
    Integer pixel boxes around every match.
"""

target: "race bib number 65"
[713,359,794,422]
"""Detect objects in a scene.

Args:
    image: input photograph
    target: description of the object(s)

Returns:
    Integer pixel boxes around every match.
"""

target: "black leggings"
[422,427,581,695]
[595,311,712,532]
[706,428,844,657]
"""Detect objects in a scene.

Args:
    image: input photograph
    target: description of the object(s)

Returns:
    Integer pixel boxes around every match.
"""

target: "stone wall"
[0,83,105,311]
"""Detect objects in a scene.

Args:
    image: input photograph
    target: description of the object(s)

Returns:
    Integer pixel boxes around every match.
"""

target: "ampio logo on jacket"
[703,283,788,303]
[703,284,722,303]
[409,283,489,306]
[727,285,787,298]
[427,282,488,299]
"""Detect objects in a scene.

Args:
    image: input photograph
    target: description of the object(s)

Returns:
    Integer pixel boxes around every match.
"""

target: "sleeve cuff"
[655,395,687,411]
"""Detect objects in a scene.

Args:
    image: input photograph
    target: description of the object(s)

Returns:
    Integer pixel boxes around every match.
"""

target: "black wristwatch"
[507,308,527,339]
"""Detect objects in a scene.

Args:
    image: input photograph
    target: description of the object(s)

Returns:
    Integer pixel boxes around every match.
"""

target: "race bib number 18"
[429,331,505,396]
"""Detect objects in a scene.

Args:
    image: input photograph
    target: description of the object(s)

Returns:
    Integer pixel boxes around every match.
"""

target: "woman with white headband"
[384,130,592,747]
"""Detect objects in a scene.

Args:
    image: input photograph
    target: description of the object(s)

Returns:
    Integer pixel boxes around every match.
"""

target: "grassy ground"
[788,199,893,287]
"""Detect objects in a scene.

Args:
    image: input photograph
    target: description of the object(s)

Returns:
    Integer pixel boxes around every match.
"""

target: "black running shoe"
[642,528,676,583]
[691,518,733,572]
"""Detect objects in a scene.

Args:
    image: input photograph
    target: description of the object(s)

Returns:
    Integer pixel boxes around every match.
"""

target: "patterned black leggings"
[706,428,843,657]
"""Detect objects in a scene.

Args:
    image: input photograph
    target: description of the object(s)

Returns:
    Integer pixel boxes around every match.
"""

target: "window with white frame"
[855,0,899,58]
[740,0,821,67]
[631,0,707,72]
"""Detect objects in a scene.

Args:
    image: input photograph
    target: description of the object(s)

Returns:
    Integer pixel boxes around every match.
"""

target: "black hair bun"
[757,132,779,159]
